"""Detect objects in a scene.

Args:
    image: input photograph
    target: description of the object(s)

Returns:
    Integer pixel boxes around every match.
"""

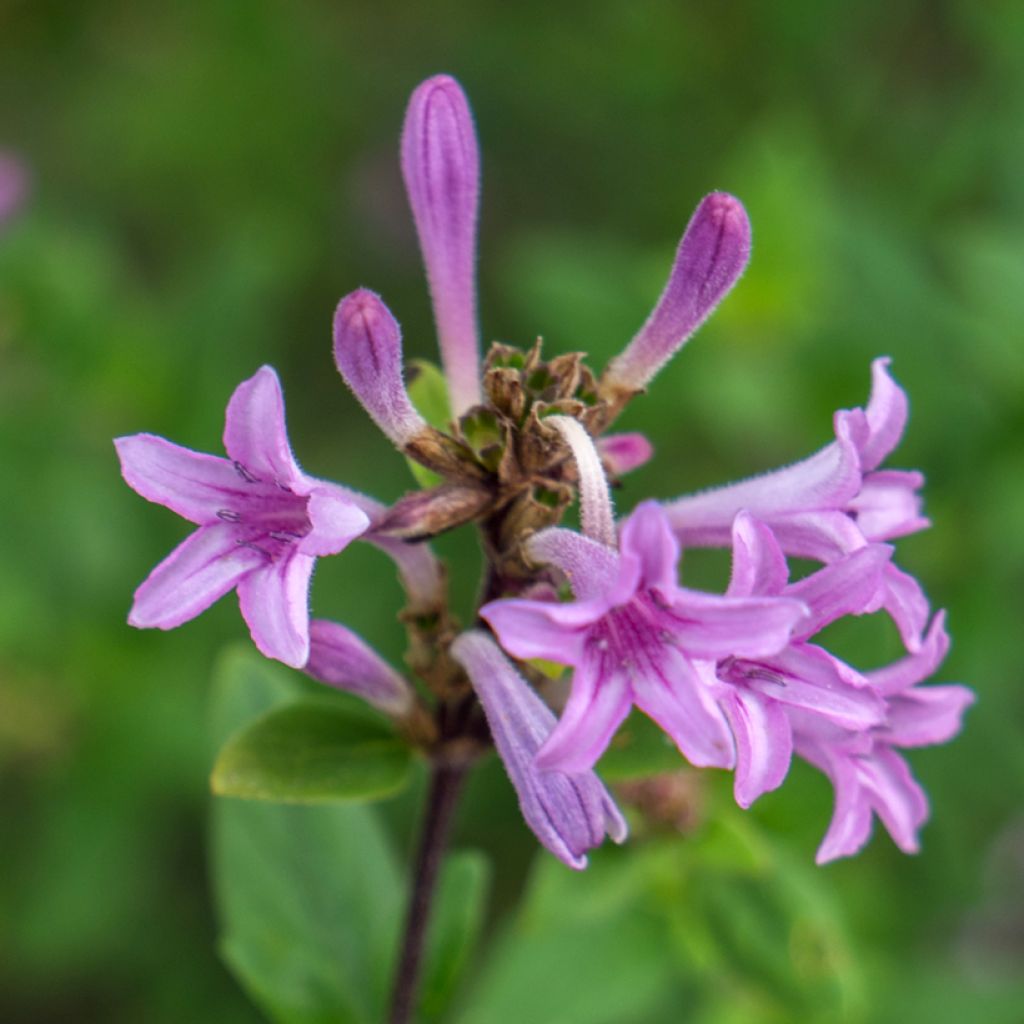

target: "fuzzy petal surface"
[129,523,264,629]
[237,551,316,668]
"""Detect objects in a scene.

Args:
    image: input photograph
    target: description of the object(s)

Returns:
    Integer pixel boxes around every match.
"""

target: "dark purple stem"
[387,756,468,1024]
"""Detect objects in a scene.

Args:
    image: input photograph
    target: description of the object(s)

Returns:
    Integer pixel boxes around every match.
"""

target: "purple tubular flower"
[664,359,932,649]
[722,513,973,861]
[305,619,413,716]
[718,513,889,807]
[597,432,655,476]
[333,288,427,446]
[603,193,751,394]
[450,630,626,869]
[0,151,28,226]
[401,74,482,415]
[482,501,806,774]
[115,366,370,667]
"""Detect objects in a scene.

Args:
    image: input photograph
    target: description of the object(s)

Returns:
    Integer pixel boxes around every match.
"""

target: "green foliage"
[212,697,413,804]
[209,647,404,1024]
[406,358,451,487]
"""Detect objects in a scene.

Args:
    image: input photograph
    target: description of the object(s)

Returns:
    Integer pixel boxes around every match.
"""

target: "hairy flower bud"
[401,75,482,415]
[333,289,427,447]
[603,192,751,397]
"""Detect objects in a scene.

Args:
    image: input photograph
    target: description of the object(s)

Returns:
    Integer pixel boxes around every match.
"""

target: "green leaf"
[456,849,676,1024]
[209,647,406,1024]
[406,359,450,487]
[419,850,491,1022]
[212,696,413,804]
[597,710,686,781]
[407,358,452,429]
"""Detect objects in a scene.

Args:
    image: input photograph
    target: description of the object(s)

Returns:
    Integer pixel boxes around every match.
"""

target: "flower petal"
[481,596,603,664]
[883,684,974,748]
[660,590,805,660]
[867,611,950,695]
[237,551,315,667]
[115,434,252,525]
[786,544,891,639]
[535,652,632,774]
[849,470,929,542]
[719,687,792,808]
[728,511,789,597]
[298,489,370,557]
[631,651,735,768]
[807,748,875,864]
[859,747,929,854]
[618,500,681,598]
[223,366,306,487]
[129,523,264,629]
[881,562,930,652]
[858,358,909,472]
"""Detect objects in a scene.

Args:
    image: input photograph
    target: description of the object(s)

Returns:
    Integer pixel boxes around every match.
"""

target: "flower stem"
[388,755,468,1024]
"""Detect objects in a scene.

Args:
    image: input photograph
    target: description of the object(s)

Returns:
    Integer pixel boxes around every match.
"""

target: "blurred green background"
[1,1,1022,1021]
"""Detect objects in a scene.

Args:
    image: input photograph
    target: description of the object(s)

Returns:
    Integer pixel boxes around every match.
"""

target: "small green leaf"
[212,697,413,804]
[406,360,451,487]
[407,358,452,429]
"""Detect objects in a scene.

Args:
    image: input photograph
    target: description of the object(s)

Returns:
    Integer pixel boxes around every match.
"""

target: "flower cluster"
[117,74,971,867]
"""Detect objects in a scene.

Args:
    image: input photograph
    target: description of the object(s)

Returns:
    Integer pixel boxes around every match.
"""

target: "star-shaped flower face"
[115,366,369,667]
[482,501,806,774]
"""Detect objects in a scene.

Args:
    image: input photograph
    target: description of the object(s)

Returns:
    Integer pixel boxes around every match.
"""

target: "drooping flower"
[116,366,370,667]
[450,630,626,869]
[482,466,806,773]
[717,512,891,807]
[664,358,932,648]
[718,510,972,860]
[305,619,414,716]
[794,612,974,862]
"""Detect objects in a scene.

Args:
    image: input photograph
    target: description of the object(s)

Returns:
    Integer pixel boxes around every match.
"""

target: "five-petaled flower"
[116,366,369,667]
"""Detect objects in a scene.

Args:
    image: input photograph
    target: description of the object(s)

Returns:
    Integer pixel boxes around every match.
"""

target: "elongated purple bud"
[305,619,414,716]
[604,192,751,393]
[333,289,427,447]
[401,75,482,415]
[451,630,626,870]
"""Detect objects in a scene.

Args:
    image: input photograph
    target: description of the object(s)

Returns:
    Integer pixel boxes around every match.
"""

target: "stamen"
[216,509,242,523]
[547,416,617,548]
[233,460,259,483]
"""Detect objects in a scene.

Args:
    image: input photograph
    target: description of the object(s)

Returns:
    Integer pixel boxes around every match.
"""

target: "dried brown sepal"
[403,426,486,481]
[374,482,494,540]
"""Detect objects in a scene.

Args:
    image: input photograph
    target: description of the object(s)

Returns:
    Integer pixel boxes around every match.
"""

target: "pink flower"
[116,367,369,667]
[451,630,626,869]
[482,500,805,773]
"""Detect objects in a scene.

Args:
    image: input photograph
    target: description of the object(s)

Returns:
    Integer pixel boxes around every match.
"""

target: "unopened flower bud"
[401,75,482,415]
[603,192,751,396]
[333,289,427,447]
[305,620,413,716]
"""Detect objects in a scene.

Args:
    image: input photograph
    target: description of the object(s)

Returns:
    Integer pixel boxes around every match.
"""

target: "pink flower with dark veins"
[482,430,806,774]
[116,366,369,667]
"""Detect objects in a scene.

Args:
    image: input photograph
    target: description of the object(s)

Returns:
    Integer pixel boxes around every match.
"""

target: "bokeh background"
[2,1,1022,1021]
